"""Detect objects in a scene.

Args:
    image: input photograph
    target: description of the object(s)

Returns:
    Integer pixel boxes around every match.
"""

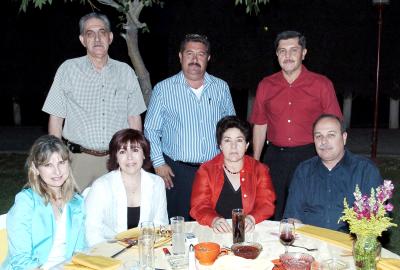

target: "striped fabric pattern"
[144,71,235,167]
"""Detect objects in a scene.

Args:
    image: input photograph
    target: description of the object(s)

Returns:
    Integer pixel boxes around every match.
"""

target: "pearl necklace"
[223,164,241,175]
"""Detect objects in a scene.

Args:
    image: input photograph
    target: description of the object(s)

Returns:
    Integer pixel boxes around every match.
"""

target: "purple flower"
[385,203,394,212]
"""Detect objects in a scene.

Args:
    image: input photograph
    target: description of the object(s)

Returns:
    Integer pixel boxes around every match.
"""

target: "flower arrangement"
[339,180,397,237]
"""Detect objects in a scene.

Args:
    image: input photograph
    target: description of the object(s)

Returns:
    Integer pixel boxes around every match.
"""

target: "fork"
[290,244,318,251]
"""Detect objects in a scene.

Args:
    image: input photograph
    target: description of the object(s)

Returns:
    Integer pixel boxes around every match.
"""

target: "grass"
[0,153,399,254]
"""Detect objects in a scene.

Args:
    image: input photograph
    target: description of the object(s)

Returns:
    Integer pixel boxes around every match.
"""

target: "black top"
[127,206,141,229]
[215,172,243,219]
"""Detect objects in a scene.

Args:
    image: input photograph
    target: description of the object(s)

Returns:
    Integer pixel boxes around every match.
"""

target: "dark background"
[1,0,399,127]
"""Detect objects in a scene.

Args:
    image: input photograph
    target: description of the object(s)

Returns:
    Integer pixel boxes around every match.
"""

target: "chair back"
[0,213,7,264]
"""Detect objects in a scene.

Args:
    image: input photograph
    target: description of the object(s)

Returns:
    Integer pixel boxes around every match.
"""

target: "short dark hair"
[107,129,151,171]
[313,114,346,134]
[79,12,111,35]
[216,116,251,145]
[180,34,210,54]
[274,30,306,51]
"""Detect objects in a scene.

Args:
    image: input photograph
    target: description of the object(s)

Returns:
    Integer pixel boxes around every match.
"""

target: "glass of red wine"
[279,218,295,253]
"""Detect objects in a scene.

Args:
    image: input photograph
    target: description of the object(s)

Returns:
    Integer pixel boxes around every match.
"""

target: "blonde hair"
[25,135,78,203]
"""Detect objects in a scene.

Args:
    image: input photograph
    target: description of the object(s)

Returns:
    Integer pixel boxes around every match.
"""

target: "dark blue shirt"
[283,150,382,231]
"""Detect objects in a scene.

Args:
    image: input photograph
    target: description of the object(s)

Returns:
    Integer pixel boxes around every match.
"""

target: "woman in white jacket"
[85,129,168,246]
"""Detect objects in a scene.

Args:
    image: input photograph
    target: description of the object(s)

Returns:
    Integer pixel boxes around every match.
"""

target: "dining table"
[55,220,400,270]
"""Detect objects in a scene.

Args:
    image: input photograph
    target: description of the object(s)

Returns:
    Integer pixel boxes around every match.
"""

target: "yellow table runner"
[296,225,353,251]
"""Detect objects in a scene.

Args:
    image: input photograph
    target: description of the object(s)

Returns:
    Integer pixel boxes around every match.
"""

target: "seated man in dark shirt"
[284,114,382,231]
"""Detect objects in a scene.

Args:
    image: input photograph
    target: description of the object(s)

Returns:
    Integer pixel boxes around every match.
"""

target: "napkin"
[115,227,140,240]
[296,225,353,251]
[377,258,400,270]
[63,253,122,270]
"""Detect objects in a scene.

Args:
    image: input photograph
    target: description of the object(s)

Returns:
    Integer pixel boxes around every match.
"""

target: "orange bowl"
[194,242,221,265]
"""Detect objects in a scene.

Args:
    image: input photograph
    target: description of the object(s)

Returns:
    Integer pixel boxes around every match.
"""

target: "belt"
[62,138,109,157]
[176,160,202,168]
[269,143,314,152]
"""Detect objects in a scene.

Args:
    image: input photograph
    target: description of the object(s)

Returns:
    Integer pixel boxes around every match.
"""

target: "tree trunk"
[343,93,352,129]
[389,97,399,129]
[123,1,152,105]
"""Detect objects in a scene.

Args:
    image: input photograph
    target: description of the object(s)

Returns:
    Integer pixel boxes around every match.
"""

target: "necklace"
[223,164,241,175]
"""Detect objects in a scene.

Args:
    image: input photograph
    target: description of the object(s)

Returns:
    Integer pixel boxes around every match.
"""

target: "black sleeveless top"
[215,172,243,219]
[127,207,140,229]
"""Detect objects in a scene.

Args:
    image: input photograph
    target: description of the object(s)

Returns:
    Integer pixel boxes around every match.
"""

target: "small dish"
[280,252,315,270]
[231,242,263,259]
[194,242,221,265]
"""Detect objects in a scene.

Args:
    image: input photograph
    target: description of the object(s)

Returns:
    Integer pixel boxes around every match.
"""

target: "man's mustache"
[189,63,201,68]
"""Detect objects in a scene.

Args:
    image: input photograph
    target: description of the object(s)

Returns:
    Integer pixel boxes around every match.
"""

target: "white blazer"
[85,169,168,246]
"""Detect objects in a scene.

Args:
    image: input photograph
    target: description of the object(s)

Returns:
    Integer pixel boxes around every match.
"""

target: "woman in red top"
[190,116,276,233]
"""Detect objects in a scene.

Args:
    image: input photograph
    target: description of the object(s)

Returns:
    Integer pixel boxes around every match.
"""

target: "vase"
[353,234,381,270]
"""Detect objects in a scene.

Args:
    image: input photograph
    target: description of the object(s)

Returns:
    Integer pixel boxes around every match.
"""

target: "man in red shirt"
[250,30,342,220]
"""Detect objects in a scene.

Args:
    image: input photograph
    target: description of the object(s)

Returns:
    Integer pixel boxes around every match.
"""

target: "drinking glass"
[170,216,185,255]
[232,208,245,243]
[138,234,155,270]
[140,221,155,240]
[279,218,295,253]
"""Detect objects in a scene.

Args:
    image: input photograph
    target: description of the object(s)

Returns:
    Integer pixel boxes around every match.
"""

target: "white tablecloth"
[59,220,400,270]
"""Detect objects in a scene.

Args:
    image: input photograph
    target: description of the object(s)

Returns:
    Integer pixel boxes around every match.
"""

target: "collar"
[175,71,213,86]
[85,55,112,71]
[278,64,309,85]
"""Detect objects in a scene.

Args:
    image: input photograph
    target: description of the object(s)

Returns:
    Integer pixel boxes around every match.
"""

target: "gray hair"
[79,12,111,35]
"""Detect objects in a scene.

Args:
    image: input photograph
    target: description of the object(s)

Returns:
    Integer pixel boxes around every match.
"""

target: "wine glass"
[279,218,295,253]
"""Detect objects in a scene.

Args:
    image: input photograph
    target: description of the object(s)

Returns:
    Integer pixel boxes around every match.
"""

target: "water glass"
[140,221,155,240]
[232,208,245,243]
[123,260,139,270]
[170,216,185,255]
[138,234,155,270]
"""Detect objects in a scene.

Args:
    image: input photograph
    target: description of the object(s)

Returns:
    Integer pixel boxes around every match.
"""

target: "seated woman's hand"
[211,217,231,233]
[245,215,255,233]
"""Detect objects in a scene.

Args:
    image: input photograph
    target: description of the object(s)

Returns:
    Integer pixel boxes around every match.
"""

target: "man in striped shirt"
[144,34,235,220]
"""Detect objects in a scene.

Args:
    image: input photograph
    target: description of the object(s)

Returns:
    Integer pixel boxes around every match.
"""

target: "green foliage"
[235,0,269,15]
[19,0,86,12]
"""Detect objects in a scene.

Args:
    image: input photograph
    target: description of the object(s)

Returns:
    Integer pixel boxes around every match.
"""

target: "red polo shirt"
[250,66,342,147]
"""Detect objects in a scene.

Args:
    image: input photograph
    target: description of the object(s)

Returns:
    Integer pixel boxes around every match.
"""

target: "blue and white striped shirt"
[144,71,236,167]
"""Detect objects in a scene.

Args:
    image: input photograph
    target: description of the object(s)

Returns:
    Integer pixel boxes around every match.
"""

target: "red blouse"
[190,153,276,226]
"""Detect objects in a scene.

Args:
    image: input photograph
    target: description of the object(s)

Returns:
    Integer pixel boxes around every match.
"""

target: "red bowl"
[280,252,315,270]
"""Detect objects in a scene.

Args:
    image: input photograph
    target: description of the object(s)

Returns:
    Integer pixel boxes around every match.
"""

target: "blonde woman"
[1,135,86,270]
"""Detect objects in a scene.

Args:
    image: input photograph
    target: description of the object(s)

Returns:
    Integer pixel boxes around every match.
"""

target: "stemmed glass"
[279,218,295,253]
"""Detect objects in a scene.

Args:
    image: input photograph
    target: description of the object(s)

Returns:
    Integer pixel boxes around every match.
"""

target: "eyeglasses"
[276,47,302,57]
[84,29,109,40]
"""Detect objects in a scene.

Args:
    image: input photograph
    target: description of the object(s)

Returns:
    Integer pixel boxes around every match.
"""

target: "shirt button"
[288,101,292,105]
[241,178,245,182]
[243,194,247,198]
[288,137,292,141]
[288,119,291,123]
